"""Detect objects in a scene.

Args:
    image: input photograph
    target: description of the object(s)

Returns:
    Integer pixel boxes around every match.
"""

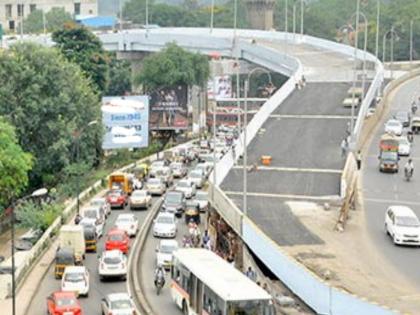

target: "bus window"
[227,300,269,315]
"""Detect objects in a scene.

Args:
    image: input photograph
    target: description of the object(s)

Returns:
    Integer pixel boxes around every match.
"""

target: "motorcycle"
[155,273,165,295]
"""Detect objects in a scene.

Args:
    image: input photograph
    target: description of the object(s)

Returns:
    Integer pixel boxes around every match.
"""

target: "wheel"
[122,275,127,281]
[85,292,89,298]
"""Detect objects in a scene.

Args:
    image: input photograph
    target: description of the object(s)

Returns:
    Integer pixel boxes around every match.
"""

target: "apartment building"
[0,0,98,31]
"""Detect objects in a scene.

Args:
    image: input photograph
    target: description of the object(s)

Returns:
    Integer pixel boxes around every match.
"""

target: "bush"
[16,201,63,232]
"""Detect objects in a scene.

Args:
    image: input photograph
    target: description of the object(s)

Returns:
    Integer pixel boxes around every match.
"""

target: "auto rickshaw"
[83,226,97,253]
[133,163,149,180]
[185,200,200,225]
[412,116,420,134]
[54,247,76,279]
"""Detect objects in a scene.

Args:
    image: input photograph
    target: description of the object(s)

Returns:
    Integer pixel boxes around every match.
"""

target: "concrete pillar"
[245,0,276,30]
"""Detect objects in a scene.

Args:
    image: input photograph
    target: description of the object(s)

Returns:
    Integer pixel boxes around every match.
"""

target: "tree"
[0,42,101,187]
[15,200,62,231]
[53,25,110,93]
[135,43,210,91]
[0,118,33,211]
[22,7,73,34]
[106,54,132,96]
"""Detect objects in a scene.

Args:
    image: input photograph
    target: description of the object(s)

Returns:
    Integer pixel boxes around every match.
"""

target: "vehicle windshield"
[64,272,84,282]
[152,161,165,168]
[387,120,401,127]
[110,299,132,309]
[381,152,398,160]
[104,256,121,264]
[132,191,147,197]
[108,234,124,241]
[56,297,77,307]
[84,210,97,219]
[196,193,208,201]
[148,179,161,185]
[171,163,182,169]
[190,172,201,178]
[177,181,190,188]
[90,200,104,206]
[166,193,182,203]
[399,138,409,146]
[109,190,123,197]
[160,243,178,254]
[117,217,133,223]
[396,216,420,227]
[157,216,174,224]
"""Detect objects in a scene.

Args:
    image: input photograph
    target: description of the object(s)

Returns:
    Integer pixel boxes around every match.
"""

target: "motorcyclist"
[412,101,418,115]
[154,265,165,287]
[405,159,414,179]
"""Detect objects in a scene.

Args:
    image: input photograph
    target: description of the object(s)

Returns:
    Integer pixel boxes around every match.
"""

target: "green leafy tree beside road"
[22,7,73,34]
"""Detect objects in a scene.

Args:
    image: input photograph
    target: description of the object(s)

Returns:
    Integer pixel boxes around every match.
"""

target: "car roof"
[107,292,131,301]
[388,205,416,216]
[103,249,123,257]
[64,266,86,273]
[160,239,178,246]
[54,291,77,298]
[157,212,175,218]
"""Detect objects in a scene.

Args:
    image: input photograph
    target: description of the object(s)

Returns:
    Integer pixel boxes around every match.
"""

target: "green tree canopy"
[0,118,33,210]
[22,7,73,34]
[106,54,132,96]
[135,43,209,91]
[52,25,110,93]
[0,42,101,187]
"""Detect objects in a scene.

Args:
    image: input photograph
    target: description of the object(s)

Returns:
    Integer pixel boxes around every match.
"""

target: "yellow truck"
[108,172,134,195]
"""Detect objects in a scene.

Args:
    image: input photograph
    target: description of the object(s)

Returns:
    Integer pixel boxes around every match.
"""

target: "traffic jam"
[46,126,237,315]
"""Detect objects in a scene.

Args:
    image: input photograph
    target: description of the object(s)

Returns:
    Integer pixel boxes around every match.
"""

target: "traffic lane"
[363,75,420,288]
[26,198,157,315]
[140,210,207,315]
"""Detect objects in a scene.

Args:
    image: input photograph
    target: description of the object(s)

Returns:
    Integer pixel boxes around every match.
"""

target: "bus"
[171,248,275,315]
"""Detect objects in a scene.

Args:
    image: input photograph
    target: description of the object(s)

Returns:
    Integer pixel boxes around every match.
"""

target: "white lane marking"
[225,191,336,201]
[364,197,420,206]
[269,114,351,119]
[231,165,342,174]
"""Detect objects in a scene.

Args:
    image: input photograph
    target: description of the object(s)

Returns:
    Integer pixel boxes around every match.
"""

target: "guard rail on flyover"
[99,28,393,314]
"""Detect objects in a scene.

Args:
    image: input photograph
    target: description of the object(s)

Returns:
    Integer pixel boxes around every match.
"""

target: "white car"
[195,163,212,178]
[79,217,104,238]
[385,119,403,136]
[175,179,196,199]
[155,166,173,187]
[188,169,205,189]
[398,137,411,156]
[156,239,179,270]
[89,197,111,218]
[61,266,90,297]
[98,250,127,280]
[149,160,167,177]
[146,178,166,196]
[115,213,139,237]
[129,189,152,209]
[101,293,136,315]
[153,212,177,238]
[385,205,420,246]
[170,161,187,178]
[194,191,209,212]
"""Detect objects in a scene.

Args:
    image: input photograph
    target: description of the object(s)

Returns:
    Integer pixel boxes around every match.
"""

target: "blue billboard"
[101,96,149,149]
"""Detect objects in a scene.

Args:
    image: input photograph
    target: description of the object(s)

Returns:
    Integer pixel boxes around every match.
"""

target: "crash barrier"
[0,140,194,301]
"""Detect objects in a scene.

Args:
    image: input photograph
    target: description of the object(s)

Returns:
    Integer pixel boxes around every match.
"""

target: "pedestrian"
[245,266,257,282]
[232,145,236,162]
[341,138,348,157]
[346,122,351,137]
[356,150,362,170]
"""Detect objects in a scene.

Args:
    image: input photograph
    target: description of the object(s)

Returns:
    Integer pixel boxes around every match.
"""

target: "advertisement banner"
[149,85,188,130]
[207,75,232,100]
[101,96,149,149]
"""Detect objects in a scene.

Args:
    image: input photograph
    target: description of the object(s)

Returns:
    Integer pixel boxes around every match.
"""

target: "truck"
[108,172,134,195]
[58,225,85,262]
[378,134,399,173]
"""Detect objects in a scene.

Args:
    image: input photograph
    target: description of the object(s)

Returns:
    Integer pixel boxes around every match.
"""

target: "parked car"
[153,212,177,238]
[398,137,411,156]
[194,191,209,212]
[385,205,420,246]
[105,229,130,254]
[162,190,186,217]
[89,197,111,218]
[188,169,206,189]
[175,179,196,199]
[395,111,411,127]
[101,293,136,315]
[61,266,90,297]
[170,161,187,178]
[115,213,139,237]
[384,119,403,136]
[129,189,152,210]
[47,291,82,315]
[146,178,166,196]
[98,250,127,281]
[156,239,179,270]
[106,189,128,209]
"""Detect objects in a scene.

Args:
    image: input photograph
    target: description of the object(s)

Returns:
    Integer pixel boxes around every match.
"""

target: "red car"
[106,189,128,209]
[105,228,130,254]
[47,291,82,315]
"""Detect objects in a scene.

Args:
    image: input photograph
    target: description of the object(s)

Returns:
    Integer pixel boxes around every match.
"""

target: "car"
[155,166,173,187]
[195,163,212,178]
[106,189,128,209]
[398,137,411,156]
[384,119,403,136]
[378,150,399,173]
[194,191,209,212]
[115,213,139,237]
[105,228,130,254]
[129,189,152,210]
[89,197,111,218]
[162,190,186,217]
[153,212,177,238]
[149,160,168,177]
[170,161,187,178]
[385,206,420,246]
[47,291,82,315]
[82,206,105,224]
[175,179,196,199]
[61,266,90,297]
[101,293,136,315]
[145,178,166,196]
[79,217,104,238]
[98,250,127,280]
[395,111,411,127]
[188,169,206,189]
[156,239,179,270]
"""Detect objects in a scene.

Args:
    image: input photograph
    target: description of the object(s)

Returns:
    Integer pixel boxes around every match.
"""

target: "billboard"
[207,75,232,100]
[101,96,149,149]
[149,85,188,130]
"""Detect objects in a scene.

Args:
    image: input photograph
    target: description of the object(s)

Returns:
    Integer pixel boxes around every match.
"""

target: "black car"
[395,111,411,127]
[162,191,186,217]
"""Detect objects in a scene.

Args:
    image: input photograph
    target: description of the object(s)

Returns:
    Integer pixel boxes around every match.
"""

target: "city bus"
[171,248,275,315]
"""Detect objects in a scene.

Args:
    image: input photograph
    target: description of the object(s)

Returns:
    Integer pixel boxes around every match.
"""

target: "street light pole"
[410,19,414,66]
[375,0,380,60]
[390,25,395,79]
[119,0,123,31]
[243,79,248,216]
[300,0,304,38]
[350,11,368,101]
[350,0,361,144]
[285,0,288,32]
[210,0,215,33]
[292,3,296,42]
[145,0,149,29]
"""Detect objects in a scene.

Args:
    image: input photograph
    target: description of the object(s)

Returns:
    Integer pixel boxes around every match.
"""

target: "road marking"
[269,114,351,119]
[364,197,420,207]
[225,191,337,201]
[232,165,342,174]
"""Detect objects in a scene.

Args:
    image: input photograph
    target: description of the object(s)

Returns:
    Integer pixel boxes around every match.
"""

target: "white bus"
[171,248,275,315]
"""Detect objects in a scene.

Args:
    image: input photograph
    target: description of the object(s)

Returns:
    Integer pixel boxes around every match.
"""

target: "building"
[0,0,98,31]
[245,0,275,30]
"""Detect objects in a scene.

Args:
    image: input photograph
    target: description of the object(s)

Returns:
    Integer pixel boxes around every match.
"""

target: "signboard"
[207,75,232,100]
[149,85,188,130]
[101,96,149,149]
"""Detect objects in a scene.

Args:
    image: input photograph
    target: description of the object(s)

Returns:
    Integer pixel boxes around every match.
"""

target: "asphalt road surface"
[363,76,420,288]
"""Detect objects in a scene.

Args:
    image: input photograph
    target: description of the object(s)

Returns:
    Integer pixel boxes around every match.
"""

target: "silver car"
[188,169,205,189]
[101,293,135,314]
[146,178,166,196]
